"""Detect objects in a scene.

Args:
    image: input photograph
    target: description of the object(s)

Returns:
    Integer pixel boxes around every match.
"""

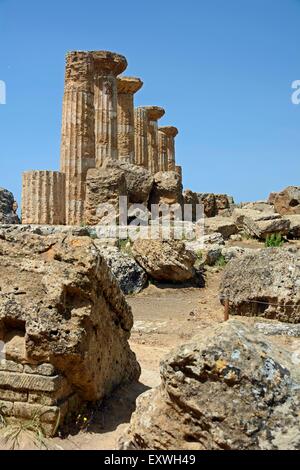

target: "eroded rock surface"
[119,320,300,450]
[0,188,19,224]
[0,233,140,404]
[220,247,300,323]
[132,239,197,282]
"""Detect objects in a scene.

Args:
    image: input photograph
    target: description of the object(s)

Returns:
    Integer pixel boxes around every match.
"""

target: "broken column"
[22,171,66,225]
[159,126,178,171]
[60,51,95,225]
[117,77,143,163]
[134,107,149,168]
[93,51,127,167]
[144,106,165,174]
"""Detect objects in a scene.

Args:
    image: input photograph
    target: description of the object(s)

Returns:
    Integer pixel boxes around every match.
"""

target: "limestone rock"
[241,201,275,213]
[149,171,183,207]
[84,167,127,225]
[185,233,225,266]
[221,246,257,262]
[94,244,147,294]
[274,186,300,215]
[268,192,278,204]
[197,193,217,217]
[284,215,300,238]
[219,247,300,323]
[197,193,234,218]
[132,239,196,282]
[205,216,238,240]
[103,159,153,205]
[0,232,140,402]
[233,208,290,239]
[0,188,19,224]
[119,320,300,450]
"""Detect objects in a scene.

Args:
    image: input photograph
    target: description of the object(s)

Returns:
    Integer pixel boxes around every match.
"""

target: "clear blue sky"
[0,0,299,206]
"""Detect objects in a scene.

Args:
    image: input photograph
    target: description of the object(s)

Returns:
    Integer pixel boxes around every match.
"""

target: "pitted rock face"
[0,188,20,224]
[119,320,300,450]
[220,247,300,323]
[0,232,140,401]
[132,239,197,282]
[274,186,300,216]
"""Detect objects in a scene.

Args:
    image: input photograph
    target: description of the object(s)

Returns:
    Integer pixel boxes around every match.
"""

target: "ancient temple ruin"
[21,50,180,226]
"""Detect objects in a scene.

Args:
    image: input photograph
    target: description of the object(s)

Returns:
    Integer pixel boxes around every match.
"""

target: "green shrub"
[215,254,227,268]
[265,233,284,248]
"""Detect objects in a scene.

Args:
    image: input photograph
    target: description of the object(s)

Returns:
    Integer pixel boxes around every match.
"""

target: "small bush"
[215,254,227,267]
[265,233,284,248]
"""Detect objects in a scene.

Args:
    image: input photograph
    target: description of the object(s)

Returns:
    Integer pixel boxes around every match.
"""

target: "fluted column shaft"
[147,119,159,174]
[93,52,127,167]
[158,130,168,171]
[117,92,134,162]
[134,107,148,168]
[22,171,66,225]
[117,77,143,163]
[60,51,95,225]
[94,73,118,166]
[159,126,179,171]
[141,106,165,174]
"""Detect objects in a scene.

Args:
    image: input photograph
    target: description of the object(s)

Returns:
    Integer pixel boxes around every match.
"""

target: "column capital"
[92,50,127,76]
[159,126,178,137]
[117,76,143,94]
[140,106,165,121]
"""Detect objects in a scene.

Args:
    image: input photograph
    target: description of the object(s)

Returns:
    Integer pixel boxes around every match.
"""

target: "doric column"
[144,106,165,174]
[134,107,149,168]
[93,51,127,167]
[22,171,66,225]
[158,126,178,171]
[158,130,168,171]
[117,76,143,163]
[60,51,95,225]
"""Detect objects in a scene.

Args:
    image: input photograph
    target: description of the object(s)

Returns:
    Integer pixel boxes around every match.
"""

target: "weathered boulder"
[84,167,127,225]
[241,201,274,213]
[274,186,300,215]
[103,160,153,205]
[284,215,300,238]
[149,171,183,208]
[205,216,238,239]
[233,208,290,239]
[0,232,140,403]
[132,239,197,282]
[0,188,19,224]
[185,233,225,266]
[197,193,217,217]
[119,320,300,450]
[268,192,278,204]
[94,244,147,294]
[197,193,234,218]
[220,247,300,323]
[221,246,257,262]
